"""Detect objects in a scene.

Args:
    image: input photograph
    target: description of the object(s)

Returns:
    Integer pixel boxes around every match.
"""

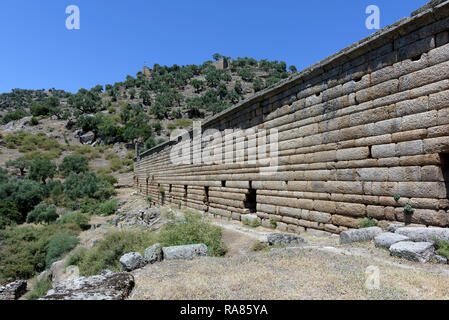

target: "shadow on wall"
[441,152,449,203]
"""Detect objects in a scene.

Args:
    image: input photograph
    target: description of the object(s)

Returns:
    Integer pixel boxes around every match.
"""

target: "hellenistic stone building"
[134,0,449,234]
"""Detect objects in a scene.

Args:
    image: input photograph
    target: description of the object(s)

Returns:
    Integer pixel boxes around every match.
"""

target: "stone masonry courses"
[134,0,449,234]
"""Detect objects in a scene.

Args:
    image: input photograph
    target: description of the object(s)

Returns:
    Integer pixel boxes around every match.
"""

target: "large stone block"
[395,227,449,243]
[339,227,383,244]
[162,244,208,260]
[389,241,435,263]
[374,232,410,249]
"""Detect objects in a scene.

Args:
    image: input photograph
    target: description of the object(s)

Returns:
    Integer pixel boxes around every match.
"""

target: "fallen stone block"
[162,244,208,260]
[395,227,449,243]
[119,252,145,271]
[389,241,435,263]
[41,271,134,300]
[144,243,163,264]
[0,280,27,300]
[387,223,405,233]
[267,233,307,246]
[374,232,410,249]
[339,227,382,244]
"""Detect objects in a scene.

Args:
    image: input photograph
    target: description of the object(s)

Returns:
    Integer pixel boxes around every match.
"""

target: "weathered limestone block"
[119,252,145,271]
[374,232,410,249]
[395,227,449,243]
[389,241,435,263]
[339,227,383,244]
[267,233,307,246]
[144,244,163,264]
[162,244,208,260]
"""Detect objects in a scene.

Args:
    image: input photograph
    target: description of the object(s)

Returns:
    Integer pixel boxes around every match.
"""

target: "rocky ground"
[7,187,449,300]
[55,188,449,300]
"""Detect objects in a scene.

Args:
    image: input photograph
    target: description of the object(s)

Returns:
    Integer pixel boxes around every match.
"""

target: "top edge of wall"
[137,0,449,160]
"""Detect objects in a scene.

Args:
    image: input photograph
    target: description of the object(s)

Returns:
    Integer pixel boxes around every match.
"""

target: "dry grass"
[130,247,449,300]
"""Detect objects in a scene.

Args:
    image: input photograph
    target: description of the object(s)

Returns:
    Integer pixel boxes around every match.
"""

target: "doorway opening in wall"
[221,181,226,188]
[184,185,188,200]
[146,178,149,195]
[244,182,257,213]
[169,184,172,193]
[204,186,210,211]
[440,152,449,203]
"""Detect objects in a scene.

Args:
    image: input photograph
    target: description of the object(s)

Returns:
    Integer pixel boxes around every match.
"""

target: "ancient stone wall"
[134,1,449,234]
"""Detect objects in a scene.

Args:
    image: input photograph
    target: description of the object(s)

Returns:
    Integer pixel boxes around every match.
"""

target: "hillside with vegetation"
[0,55,297,152]
[0,55,297,293]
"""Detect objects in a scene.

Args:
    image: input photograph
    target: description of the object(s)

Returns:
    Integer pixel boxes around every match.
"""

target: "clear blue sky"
[0,0,429,93]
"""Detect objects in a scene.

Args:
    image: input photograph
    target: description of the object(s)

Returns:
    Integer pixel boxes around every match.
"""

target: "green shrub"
[72,212,227,276]
[27,157,57,184]
[0,223,81,281]
[75,230,157,276]
[64,172,99,200]
[358,215,378,229]
[26,203,58,225]
[66,247,88,267]
[0,178,45,220]
[59,154,89,177]
[393,194,401,202]
[242,218,260,228]
[174,118,193,128]
[29,117,39,126]
[158,212,227,257]
[269,218,277,228]
[434,239,449,259]
[0,201,21,229]
[58,212,90,230]
[108,158,123,172]
[404,204,415,215]
[45,233,80,267]
[25,278,52,300]
[70,145,100,160]
[251,241,268,252]
[97,200,117,216]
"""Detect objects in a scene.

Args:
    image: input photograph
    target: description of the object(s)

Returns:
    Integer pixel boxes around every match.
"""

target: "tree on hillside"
[26,203,58,225]
[68,88,102,113]
[27,157,56,184]
[59,155,89,177]
[5,157,30,177]
[213,53,223,61]
[289,65,298,73]
[139,89,151,106]
[0,179,45,220]
[0,201,21,229]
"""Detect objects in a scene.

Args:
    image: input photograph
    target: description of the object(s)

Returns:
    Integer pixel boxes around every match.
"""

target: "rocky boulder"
[162,244,208,260]
[339,227,382,244]
[0,280,27,300]
[119,252,145,271]
[374,232,410,249]
[433,255,448,264]
[37,269,52,283]
[80,131,95,145]
[267,233,307,246]
[41,271,134,300]
[389,241,435,263]
[395,227,449,243]
[144,243,163,264]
